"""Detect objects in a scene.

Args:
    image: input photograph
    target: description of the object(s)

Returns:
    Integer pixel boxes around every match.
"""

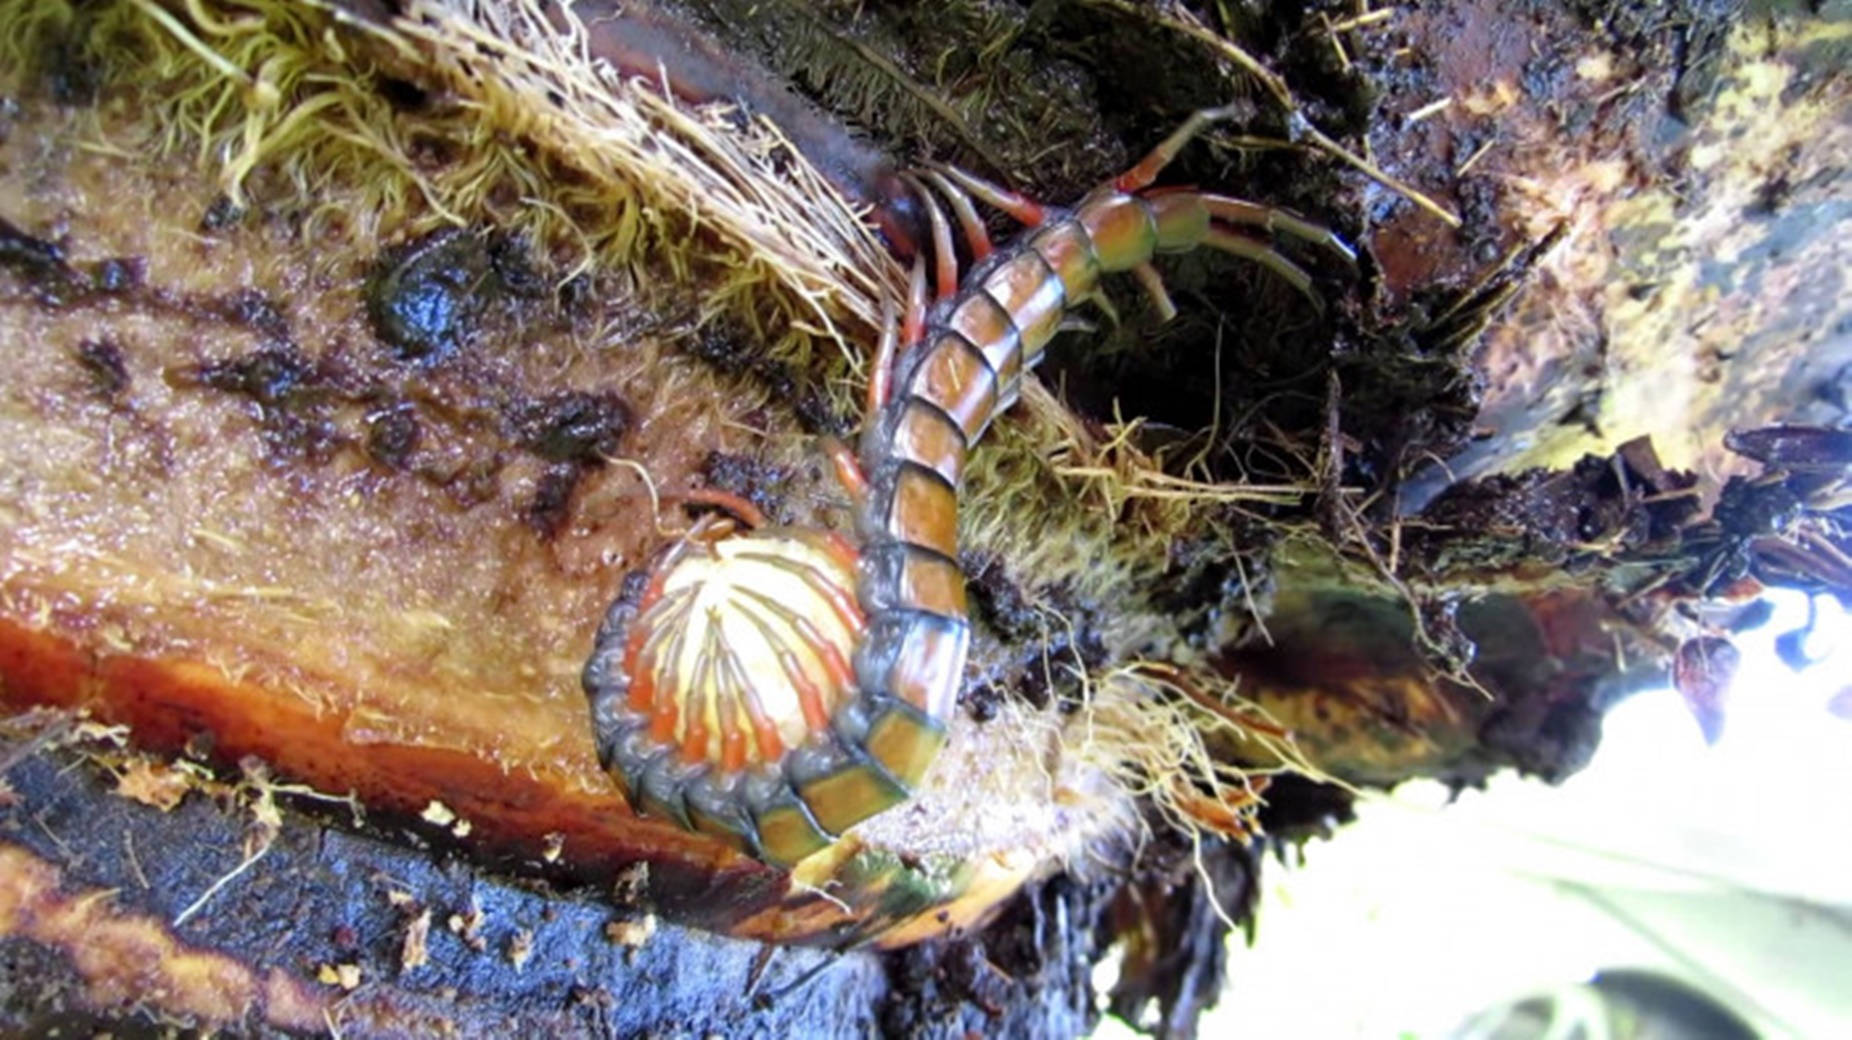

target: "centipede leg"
[1130,262,1177,322]
[1203,226,1322,312]
[903,173,960,300]
[930,162,1048,227]
[1113,103,1245,192]
[919,169,992,262]
[823,436,870,508]
[901,252,928,349]
[680,487,769,529]
[867,298,899,416]
[1202,194,1358,264]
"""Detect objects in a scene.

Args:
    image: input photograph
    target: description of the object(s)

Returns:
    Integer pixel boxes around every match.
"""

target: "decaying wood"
[1,0,1846,1036]
[0,728,1110,1037]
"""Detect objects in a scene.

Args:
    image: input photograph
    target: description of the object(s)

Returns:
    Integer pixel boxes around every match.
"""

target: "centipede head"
[584,523,947,867]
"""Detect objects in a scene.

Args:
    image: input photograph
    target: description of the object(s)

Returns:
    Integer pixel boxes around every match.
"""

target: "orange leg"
[1202,226,1319,309]
[919,169,993,262]
[866,256,931,416]
[904,173,960,300]
[623,584,689,711]
[778,646,833,732]
[680,487,768,529]
[1113,104,1244,192]
[930,162,1048,227]
[715,635,785,765]
[1202,194,1357,264]
[735,549,868,641]
[1130,261,1177,322]
[821,436,870,510]
[866,300,899,416]
[739,586,859,695]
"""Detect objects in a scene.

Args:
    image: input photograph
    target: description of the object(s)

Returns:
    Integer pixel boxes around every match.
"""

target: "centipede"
[583,105,1355,867]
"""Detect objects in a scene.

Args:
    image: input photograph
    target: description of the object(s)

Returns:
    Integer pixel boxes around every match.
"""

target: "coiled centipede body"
[583,105,1354,866]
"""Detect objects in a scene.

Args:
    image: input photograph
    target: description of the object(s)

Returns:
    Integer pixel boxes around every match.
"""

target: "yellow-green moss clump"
[0,0,900,377]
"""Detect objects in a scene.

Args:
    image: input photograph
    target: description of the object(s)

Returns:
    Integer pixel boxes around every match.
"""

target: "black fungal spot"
[0,215,85,304]
[365,405,422,470]
[486,233,548,299]
[960,555,1108,717]
[367,228,490,362]
[217,288,292,342]
[699,451,789,519]
[193,346,314,405]
[525,463,583,538]
[685,324,848,436]
[0,217,148,306]
[0,219,66,271]
[965,553,1039,644]
[514,391,630,465]
[200,194,245,232]
[963,686,1002,724]
[366,229,557,363]
[685,324,757,372]
[556,273,596,318]
[443,458,504,509]
[90,256,144,295]
[1017,624,1107,715]
[73,338,129,398]
[185,345,345,464]
[777,368,848,438]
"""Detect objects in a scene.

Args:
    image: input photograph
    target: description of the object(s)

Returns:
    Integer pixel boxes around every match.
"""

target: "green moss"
[0,0,890,398]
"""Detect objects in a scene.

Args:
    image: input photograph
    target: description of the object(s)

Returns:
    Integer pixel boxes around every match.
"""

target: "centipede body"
[583,105,1352,867]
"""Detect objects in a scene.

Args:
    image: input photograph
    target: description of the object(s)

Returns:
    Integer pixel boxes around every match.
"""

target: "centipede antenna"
[930,162,1047,227]
[902,173,958,300]
[1130,262,1178,323]
[1201,194,1358,265]
[919,168,992,261]
[1114,103,1245,192]
[1203,226,1323,313]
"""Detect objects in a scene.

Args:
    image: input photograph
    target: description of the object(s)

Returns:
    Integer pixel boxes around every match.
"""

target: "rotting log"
[1,1,1847,1037]
[0,731,1106,1038]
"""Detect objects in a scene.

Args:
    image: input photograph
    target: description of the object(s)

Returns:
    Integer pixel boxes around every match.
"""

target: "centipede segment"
[585,106,1352,868]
